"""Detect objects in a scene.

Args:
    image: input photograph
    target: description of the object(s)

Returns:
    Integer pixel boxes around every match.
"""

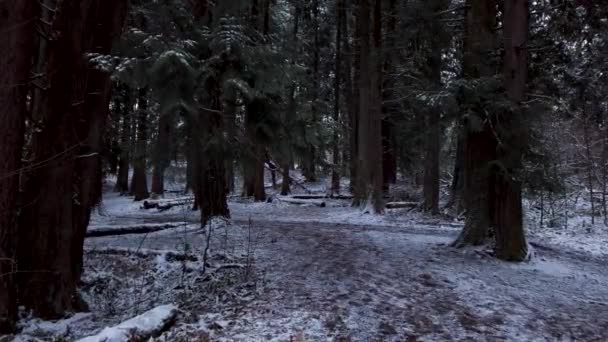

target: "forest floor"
[12,181,608,341]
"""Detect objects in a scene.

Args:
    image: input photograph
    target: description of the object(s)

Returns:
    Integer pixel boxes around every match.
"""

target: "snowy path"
[85,200,608,341]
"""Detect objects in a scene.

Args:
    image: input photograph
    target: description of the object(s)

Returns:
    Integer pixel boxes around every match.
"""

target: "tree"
[353,0,383,213]
[131,87,151,201]
[0,0,36,332]
[452,0,499,247]
[17,0,127,318]
[493,0,529,261]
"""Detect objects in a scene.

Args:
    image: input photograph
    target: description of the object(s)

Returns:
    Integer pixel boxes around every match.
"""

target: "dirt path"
[87,211,608,341]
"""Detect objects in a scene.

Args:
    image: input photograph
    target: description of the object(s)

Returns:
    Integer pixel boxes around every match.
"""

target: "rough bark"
[0,0,36,332]
[423,24,443,215]
[348,3,360,193]
[453,0,497,247]
[494,0,529,261]
[131,88,150,201]
[17,0,127,319]
[354,0,383,213]
[331,0,344,195]
[381,0,398,192]
[115,84,132,194]
[151,114,172,195]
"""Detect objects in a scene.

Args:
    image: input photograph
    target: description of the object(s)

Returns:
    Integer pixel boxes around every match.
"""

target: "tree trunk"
[331,0,344,195]
[381,0,398,192]
[0,0,36,332]
[422,14,443,215]
[131,88,150,201]
[453,0,497,247]
[354,0,383,213]
[348,3,360,193]
[281,162,291,195]
[447,131,465,212]
[151,114,171,195]
[17,0,127,319]
[197,104,230,227]
[494,0,529,261]
[115,84,132,194]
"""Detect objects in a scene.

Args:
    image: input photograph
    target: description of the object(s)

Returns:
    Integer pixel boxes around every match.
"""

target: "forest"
[1,0,608,340]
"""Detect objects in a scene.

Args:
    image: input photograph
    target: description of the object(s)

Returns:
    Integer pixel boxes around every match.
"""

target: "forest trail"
[85,200,608,341]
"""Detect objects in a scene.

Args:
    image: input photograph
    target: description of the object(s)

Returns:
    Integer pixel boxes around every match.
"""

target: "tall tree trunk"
[131,88,150,201]
[452,0,497,247]
[0,0,36,332]
[151,113,171,195]
[331,0,344,194]
[115,84,132,194]
[494,0,529,261]
[303,0,321,183]
[348,3,360,192]
[354,0,383,213]
[72,0,128,295]
[422,9,444,215]
[381,0,398,192]
[17,0,127,319]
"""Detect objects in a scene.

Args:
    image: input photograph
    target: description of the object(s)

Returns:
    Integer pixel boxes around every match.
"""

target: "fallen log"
[278,197,326,207]
[143,197,194,210]
[86,222,190,237]
[76,304,178,342]
[85,247,199,261]
[385,202,419,209]
[290,194,353,200]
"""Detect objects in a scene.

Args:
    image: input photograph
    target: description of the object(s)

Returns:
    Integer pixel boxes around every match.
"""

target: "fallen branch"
[277,197,326,207]
[86,222,189,237]
[290,194,353,200]
[142,197,195,210]
[385,202,419,209]
[86,247,198,262]
[76,304,178,342]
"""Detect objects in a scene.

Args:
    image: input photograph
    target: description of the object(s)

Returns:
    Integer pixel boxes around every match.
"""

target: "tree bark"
[151,113,172,195]
[494,0,529,261]
[0,0,36,332]
[115,84,132,194]
[381,0,398,192]
[131,88,150,201]
[331,0,344,195]
[354,0,383,213]
[422,16,443,215]
[17,0,127,319]
[453,0,497,247]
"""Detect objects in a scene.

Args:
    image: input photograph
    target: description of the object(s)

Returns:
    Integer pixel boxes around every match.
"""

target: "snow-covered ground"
[11,178,608,341]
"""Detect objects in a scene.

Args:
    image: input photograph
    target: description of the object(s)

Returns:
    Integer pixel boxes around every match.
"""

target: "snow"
[12,176,608,340]
[76,304,177,342]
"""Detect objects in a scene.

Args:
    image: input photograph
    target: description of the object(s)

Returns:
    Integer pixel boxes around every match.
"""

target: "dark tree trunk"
[331,0,344,195]
[453,0,497,247]
[447,131,465,212]
[281,162,291,195]
[253,145,266,201]
[196,104,230,227]
[381,0,398,192]
[302,0,321,184]
[354,0,383,213]
[348,3,360,193]
[422,16,443,215]
[115,84,132,194]
[17,0,127,319]
[131,88,150,201]
[494,0,529,261]
[453,130,496,246]
[0,0,36,332]
[151,114,171,195]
